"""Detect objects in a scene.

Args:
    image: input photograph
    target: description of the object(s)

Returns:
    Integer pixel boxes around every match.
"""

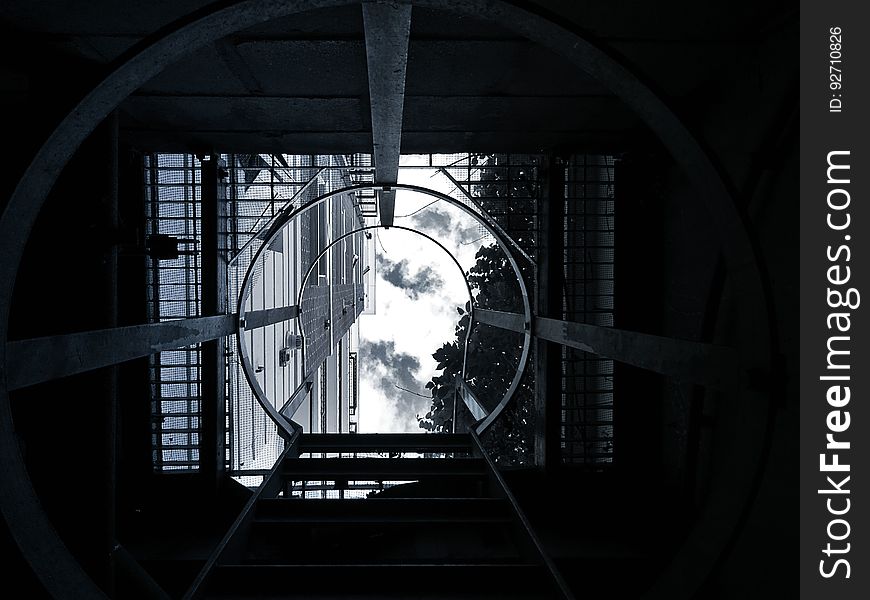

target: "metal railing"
[235,183,533,445]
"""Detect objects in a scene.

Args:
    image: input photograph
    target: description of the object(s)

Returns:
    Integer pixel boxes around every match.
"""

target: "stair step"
[243,519,523,563]
[280,457,488,480]
[254,497,510,523]
[205,564,558,599]
[299,433,473,454]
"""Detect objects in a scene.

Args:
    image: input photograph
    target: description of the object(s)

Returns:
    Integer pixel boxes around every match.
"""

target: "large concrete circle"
[0,1,771,597]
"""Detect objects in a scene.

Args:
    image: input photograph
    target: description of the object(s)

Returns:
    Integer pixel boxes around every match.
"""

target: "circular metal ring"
[235,184,532,439]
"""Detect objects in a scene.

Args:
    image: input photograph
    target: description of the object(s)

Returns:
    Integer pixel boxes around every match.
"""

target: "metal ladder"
[185,433,573,599]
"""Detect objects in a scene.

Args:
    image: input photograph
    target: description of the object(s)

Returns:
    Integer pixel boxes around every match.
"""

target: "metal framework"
[0,1,773,598]
[143,152,371,475]
[236,183,533,442]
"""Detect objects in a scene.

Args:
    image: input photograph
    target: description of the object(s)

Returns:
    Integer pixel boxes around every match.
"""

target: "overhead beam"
[474,309,740,388]
[119,130,629,156]
[361,0,412,227]
[5,315,237,391]
[376,188,396,227]
[200,154,228,483]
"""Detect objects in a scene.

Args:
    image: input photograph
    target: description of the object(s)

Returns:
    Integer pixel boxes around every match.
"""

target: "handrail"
[183,434,300,600]
[437,167,535,265]
[470,430,575,600]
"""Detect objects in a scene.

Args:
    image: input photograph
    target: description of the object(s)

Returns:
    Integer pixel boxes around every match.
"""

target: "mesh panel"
[561,155,615,466]
[145,154,203,472]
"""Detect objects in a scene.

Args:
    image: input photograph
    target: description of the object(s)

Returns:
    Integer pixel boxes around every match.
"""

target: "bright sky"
[356,158,491,432]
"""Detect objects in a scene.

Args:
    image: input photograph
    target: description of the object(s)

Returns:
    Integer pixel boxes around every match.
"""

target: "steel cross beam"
[242,305,299,330]
[6,306,301,391]
[361,0,412,227]
[5,315,237,391]
[474,308,741,388]
[279,373,315,418]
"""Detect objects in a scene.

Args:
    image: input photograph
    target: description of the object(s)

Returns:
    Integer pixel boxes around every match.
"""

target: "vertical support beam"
[361,0,412,227]
[535,155,565,470]
[101,111,120,596]
[200,155,228,485]
[118,148,154,502]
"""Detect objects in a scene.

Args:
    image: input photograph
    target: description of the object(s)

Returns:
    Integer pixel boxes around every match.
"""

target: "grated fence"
[560,154,616,466]
[145,153,204,471]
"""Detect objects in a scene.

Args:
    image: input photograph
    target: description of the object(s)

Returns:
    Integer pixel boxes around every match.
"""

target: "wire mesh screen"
[145,153,204,471]
[146,153,370,477]
[561,154,616,466]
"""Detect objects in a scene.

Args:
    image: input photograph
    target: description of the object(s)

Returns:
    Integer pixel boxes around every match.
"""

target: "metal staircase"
[185,433,572,599]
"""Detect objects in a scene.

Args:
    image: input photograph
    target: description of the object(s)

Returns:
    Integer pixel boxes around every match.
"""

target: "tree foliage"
[417,244,534,465]
[417,153,540,464]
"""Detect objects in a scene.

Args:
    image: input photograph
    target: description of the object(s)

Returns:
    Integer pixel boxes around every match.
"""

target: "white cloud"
[357,162,490,433]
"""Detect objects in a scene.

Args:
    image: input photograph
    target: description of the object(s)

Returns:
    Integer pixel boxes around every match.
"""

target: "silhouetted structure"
[0,1,797,598]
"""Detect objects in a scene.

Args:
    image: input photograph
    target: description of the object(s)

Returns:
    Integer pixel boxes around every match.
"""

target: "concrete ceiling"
[0,0,793,154]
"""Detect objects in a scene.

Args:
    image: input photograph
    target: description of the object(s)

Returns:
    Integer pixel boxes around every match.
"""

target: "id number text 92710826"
[829,27,843,113]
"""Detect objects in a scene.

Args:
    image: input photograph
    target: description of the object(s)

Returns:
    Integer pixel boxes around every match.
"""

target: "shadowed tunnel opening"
[235,183,531,442]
